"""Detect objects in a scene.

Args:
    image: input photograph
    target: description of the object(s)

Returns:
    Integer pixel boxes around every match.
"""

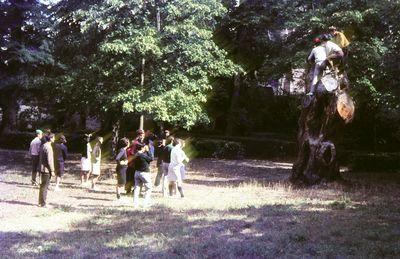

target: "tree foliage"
[51,0,240,129]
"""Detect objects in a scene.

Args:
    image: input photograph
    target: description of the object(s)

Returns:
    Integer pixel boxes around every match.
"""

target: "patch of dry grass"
[0,149,399,258]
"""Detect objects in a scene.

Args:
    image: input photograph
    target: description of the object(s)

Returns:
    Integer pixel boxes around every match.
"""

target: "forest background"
[0,0,399,170]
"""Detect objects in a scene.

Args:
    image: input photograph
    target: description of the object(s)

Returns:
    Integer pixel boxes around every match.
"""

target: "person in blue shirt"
[54,135,68,192]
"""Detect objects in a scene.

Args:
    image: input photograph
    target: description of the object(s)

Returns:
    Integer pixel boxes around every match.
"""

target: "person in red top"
[125,129,145,193]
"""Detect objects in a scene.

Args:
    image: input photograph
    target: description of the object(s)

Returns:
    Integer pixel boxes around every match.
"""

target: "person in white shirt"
[29,129,43,185]
[307,34,343,95]
[167,138,189,198]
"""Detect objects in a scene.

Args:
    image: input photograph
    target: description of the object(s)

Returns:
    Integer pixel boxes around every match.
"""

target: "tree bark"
[139,57,146,130]
[225,72,241,135]
[111,118,120,158]
[291,88,343,185]
[0,89,19,135]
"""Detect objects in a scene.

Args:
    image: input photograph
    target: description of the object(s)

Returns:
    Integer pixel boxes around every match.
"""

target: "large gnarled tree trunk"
[291,72,353,185]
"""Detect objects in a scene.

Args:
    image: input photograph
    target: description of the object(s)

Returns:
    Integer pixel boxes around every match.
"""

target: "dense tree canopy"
[0,0,53,133]
[51,0,240,129]
[0,0,399,152]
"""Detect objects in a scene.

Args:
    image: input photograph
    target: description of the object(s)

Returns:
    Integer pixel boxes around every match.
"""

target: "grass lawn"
[0,149,399,258]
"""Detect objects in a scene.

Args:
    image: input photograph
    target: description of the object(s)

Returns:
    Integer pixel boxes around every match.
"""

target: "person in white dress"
[167,138,189,198]
[81,134,92,186]
[90,137,103,190]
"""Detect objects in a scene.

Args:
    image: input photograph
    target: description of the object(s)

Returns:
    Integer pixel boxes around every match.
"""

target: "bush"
[0,132,34,150]
[0,132,91,154]
[349,152,400,171]
[188,139,245,159]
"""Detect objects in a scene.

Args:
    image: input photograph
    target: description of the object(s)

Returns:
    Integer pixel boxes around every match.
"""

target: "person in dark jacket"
[38,133,55,207]
[115,138,129,199]
[54,135,68,192]
[160,136,174,197]
[125,129,145,193]
[133,142,154,208]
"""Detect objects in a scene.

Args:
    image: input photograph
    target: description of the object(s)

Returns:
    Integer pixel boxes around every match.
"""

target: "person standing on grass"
[115,137,129,199]
[38,133,55,207]
[133,143,154,208]
[80,134,92,186]
[90,137,103,190]
[126,129,145,194]
[54,135,68,192]
[29,129,43,186]
[167,138,189,198]
[154,130,171,189]
[160,136,174,197]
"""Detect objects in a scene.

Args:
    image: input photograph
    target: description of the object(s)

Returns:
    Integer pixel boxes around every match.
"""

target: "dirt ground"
[0,149,399,258]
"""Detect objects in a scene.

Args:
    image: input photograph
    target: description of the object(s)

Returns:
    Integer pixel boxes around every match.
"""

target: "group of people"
[307,26,350,95]
[28,128,189,208]
[29,129,68,207]
[113,129,189,208]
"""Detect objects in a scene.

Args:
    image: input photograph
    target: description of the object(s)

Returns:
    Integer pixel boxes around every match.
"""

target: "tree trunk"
[139,57,146,130]
[291,90,342,185]
[111,119,120,158]
[0,89,19,135]
[225,72,241,135]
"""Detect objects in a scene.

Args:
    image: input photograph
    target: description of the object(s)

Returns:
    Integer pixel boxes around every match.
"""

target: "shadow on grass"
[1,202,399,258]
[68,196,114,202]
[187,159,292,187]
[0,199,38,207]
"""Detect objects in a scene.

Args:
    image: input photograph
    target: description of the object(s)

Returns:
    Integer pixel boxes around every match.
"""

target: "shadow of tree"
[187,159,292,187]
[1,201,399,258]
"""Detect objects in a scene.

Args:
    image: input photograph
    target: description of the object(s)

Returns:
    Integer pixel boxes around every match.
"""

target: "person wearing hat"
[38,133,55,207]
[125,129,145,193]
[307,34,343,95]
[90,136,103,190]
[54,135,68,192]
[307,37,327,95]
[29,129,43,186]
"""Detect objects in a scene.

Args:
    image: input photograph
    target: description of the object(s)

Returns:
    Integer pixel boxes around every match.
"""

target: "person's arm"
[46,145,55,175]
[307,49,315,63]
[116,149,123,161]
[62,145,68,161]
[142,151,154,162]
[327,42,344,60]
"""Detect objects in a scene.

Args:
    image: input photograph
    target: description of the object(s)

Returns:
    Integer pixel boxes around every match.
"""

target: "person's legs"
[309,63,321,95]
[125,167,134,193]
[162,162,169,197]
[116,184,122,199]
[80,171,85,184]
[140,172,152,206]
[31,155,39,185]
[91,175,99,189]
[177,180,184,198]
[133,171,142,207]
[39,172,51,206]
[116,166,127,199]
[55,176,61,191]
[169,181,175,196]
[154,166,163,187]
